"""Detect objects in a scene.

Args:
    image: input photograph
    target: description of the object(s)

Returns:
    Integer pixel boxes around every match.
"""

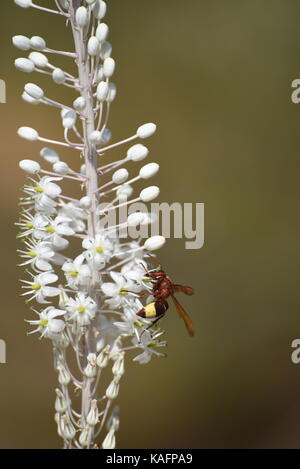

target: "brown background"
[0,0,300,448]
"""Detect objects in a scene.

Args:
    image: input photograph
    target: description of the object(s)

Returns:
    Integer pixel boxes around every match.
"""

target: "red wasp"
[136,259,195,336]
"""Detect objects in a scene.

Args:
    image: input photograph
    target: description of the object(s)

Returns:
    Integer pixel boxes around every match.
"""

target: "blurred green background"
[1,0,300,448]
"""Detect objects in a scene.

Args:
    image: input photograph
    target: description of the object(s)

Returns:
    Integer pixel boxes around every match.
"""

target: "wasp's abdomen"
[136,299,169,319]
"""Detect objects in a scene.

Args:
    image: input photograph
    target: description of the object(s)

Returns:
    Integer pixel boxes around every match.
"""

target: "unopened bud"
[140,186,160,202]
[52,68,66,85]
[40,147,60,164]
[112,168,128,184]
[12,35,30,50]
[29,51,48,68]
[30,36,46,51]
[105,378,120,400]
[15,58,35,73]
[17,126,39,141]
[127,144,149,161]
[144,235,166,251]
[55,388,67,413]
[86,399,99,426]
[137,123,157,139]
[139,162,159,179]
[76,6,89,27]
[24,83,44,100]
[57,365,71,385]
[19,159,40,174]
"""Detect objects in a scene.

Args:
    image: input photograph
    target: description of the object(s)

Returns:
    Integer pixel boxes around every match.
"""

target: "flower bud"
[86,400,99,426]
[52,68,66,84]
[17,126,39,141]
[96,23,109,42]
[97,81,109,101]
[107,82,117,102]
[14,0,32,7]
[12,35,30,51]
[105,379,120,400]
[144,235,166,251]
[103,57,115,78]
[19,159,40,174]
[22,91,40,104]
[89,130,102,144]
[53,162,69,175]
[127,212,145,227]
[40,147,60,164]
[80,164,86,175]
[29,51,48,68]
[57,366,71,385]
[62,110,77,129]
[127,144,149,161]
[79,196,92,209]
[24,83,44,99]
[30,36,46,51]
[84,353,97,378]
[112,353,125,377]
[79,427,92,447]
[112,168,128,184]
[55,388,67,413]
[76,6,89,27]
[137,123,157,139]
[140,186,160,202]
[93,0,107,20]
[88,36,100,56]
[102,430,116,449]
[15,58,35,73]
[139,162,159,179]
[100,41,112,60]
[73,96,86,111]
[96,345,110,369]
[60,415,76,440]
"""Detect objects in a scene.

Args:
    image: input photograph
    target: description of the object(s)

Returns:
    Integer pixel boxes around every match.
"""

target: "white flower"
[62,254,91,290]
[101,272,140,309]
[121,259,149,285]
[27,307,65,339]
[66,292,97,326]
[43,215,75,250]
[16,211,49,239]
[18,240,55,271]
[21,176,62,214]
[113,299,148,336]
[132,330,167,364]
[21,272,60,303]
[82,234,114,269]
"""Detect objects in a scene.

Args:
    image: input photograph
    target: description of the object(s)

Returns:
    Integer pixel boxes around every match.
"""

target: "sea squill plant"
[14,0,167,449]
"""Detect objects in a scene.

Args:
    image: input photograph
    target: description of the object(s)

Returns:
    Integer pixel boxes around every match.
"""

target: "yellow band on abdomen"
[144,302,157,318]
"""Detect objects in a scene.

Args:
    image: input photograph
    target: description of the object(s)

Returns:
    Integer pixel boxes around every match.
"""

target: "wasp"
[136,262,195,336]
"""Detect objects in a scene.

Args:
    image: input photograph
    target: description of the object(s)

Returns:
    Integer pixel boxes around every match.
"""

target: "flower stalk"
[15,0,167,449]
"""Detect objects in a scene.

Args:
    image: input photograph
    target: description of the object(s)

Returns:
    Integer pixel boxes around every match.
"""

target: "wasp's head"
[148,269,166,280]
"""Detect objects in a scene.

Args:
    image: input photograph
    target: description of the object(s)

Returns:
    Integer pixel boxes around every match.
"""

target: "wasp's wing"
[171,295,195,337]
[173,284,194,296]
